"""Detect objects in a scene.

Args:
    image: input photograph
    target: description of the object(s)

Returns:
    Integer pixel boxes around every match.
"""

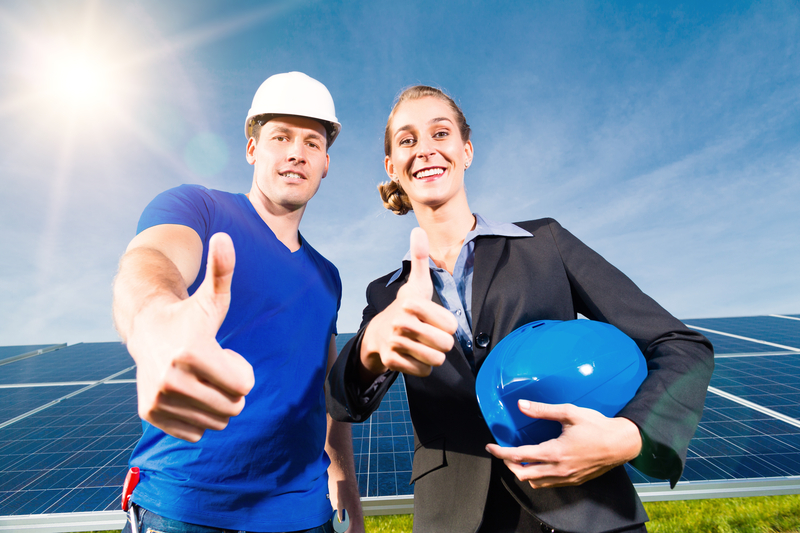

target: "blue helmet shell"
[475,320,647,448]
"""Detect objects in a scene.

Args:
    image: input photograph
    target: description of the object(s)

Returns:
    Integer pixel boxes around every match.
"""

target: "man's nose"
[287,139,307,163]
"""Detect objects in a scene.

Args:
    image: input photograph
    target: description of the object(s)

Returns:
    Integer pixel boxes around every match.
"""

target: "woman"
[326,86,714,533]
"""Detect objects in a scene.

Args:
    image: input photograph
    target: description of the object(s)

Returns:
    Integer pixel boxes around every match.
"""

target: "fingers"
[485,442,548,465]
[517,400,575,423]
[361,296,457,377]
[485,442,570,488]
[486,402,634,488]
[138,347,254,441]
[195,232,236,329]
[379,332,450,376]
[406,227,433,299]
[176,347,255,399]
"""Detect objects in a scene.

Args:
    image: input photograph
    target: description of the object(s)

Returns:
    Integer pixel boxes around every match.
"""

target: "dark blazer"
[326,218,714,533]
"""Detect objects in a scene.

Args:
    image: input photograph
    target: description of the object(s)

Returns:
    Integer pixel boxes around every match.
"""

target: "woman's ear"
[385,155,397,181]
[464,140,474,169]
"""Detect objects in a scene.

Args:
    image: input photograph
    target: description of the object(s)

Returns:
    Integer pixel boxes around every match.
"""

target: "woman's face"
[385,96,473,211]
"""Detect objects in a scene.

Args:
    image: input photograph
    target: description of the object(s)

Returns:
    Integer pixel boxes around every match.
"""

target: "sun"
[30,37,125,122]
[46,49,112,110]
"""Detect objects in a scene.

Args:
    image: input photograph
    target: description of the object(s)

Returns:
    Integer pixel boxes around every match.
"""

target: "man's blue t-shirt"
[129,184,341,531]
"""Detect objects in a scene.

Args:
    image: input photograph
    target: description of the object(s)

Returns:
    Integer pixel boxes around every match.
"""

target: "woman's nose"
[415,138,435,158]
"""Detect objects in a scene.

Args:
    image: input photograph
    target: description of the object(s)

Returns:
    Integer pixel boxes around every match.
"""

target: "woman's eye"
[434,130,449,138]
[399,137,415,146]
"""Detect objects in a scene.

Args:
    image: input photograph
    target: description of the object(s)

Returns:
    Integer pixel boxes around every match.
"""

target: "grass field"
[91,494,800,533]
[359,495,800,532]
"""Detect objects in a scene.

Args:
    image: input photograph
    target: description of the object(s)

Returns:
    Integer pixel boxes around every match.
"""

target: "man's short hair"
[249,114,333,149]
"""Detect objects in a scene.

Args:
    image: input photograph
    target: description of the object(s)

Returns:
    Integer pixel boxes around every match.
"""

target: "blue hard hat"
[475,320,647,448]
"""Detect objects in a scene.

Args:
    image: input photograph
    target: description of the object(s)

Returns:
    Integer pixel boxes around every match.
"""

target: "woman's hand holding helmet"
[485,400,643,488]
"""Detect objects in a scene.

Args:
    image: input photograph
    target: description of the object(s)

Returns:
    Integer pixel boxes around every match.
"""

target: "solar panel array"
[0,343,138,516]
[1,314,799,516]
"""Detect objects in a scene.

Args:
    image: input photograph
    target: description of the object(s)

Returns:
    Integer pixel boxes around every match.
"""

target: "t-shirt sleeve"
[332,264,342,336]
[136,184,213,239]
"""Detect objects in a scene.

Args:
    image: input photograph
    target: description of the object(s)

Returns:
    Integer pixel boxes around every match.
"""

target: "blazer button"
[475,333,490,348]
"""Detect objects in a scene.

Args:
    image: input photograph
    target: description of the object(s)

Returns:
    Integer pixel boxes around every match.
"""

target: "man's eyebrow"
[304,130,325,141]
[266,125,292,136]
[267,124,325,141]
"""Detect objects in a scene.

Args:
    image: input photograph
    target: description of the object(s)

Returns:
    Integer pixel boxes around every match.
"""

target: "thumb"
[195,232,236,329]
[407,227,432,299]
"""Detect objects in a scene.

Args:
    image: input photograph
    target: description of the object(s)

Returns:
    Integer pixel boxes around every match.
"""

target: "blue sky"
[0,0,798,345]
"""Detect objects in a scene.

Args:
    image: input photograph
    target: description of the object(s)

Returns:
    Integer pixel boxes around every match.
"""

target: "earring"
[465,160,471,168]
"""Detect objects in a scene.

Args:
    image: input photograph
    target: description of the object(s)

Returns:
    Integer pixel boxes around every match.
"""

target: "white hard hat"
[245,72,341,147]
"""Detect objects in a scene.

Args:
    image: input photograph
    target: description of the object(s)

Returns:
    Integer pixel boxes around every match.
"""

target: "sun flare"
[32,40,123,120]
[47,50,111,108]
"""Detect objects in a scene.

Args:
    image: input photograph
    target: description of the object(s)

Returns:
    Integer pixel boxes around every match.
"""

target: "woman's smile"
[413,167,446,181]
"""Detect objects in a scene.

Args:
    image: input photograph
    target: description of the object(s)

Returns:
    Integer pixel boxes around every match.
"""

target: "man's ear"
[246,137,257,165]
[322,153,330,179]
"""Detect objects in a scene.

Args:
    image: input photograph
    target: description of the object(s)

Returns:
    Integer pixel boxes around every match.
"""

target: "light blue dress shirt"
[387,214,532,370]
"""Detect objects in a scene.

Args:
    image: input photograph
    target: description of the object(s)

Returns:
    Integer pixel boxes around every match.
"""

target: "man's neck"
[245,192,305,252]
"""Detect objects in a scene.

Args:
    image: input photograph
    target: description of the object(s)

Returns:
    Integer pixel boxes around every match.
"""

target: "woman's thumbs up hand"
[359,228,458,380]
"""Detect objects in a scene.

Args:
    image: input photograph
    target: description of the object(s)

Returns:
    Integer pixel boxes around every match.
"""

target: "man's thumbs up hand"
[126,232,255,443]
[359,228,458,380]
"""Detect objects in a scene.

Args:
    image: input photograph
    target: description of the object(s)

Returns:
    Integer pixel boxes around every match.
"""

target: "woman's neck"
[414,198,475,274]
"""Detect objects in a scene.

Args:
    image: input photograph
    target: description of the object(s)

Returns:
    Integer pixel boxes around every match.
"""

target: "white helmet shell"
[245,72,341,147]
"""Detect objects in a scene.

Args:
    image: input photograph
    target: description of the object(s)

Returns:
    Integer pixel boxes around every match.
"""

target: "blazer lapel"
[471,235,507,339]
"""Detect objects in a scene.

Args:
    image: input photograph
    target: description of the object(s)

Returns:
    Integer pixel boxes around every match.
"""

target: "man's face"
[246,116,330,213]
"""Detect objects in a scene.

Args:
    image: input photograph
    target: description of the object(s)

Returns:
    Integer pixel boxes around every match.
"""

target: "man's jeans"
[121,505,334,533]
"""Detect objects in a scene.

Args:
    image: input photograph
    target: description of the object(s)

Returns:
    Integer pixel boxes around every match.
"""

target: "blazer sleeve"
[546,219,714,486]
[326,274,402,423]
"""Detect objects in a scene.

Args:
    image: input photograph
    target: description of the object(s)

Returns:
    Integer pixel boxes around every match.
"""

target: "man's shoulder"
[167,184,241,203]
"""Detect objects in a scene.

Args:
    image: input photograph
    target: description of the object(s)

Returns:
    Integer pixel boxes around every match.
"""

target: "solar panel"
[686,315,800,350]
[691,330,783,355]
[0,346,60,364]
[0,343,133,385]
[0,386,85,426]
[352,376,414,497]
[0,382,139,515]
[1,314,800,519]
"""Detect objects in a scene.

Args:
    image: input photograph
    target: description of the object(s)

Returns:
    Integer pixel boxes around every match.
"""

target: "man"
[113,72,363,533]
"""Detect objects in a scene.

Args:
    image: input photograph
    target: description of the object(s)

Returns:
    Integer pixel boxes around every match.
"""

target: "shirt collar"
[386,213,533,285]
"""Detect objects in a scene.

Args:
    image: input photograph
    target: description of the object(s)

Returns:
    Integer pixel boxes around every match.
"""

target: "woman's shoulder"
[511,217,560,233]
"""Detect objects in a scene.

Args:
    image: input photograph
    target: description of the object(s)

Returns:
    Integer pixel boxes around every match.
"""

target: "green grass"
[644,495,800,533]
[86,495,800,533]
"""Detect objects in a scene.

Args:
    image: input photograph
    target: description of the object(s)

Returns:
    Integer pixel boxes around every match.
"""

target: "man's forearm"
[112,247,188,343]
[326,416,364,533]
